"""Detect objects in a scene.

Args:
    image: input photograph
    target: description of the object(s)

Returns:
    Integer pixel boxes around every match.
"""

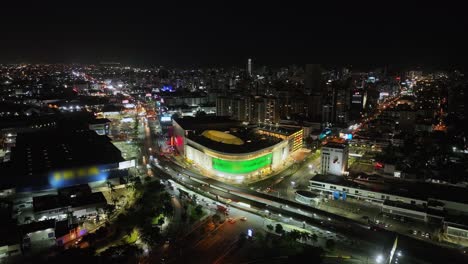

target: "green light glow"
[212,153,272,174]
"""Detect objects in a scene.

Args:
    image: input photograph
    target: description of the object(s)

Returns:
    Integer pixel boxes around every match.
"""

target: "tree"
[266,224,274,232]
[48,247,97,263]
[325,239,335,251]
[100,244,142,263]
[157,217,165,226]
[140,224,160,245]
[288,246,324,263]
[275,224,284,234]
[289,230,301,241]
[300,231,310,242]
[212,214,221,224]
[311,233,318,244]
[195,205,203,216]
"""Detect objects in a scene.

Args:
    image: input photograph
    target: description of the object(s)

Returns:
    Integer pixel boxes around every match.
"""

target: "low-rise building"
[310,174,468,226]
[321,142,348,176]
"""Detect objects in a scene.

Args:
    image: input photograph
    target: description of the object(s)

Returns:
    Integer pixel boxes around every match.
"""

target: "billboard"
[161,116,172,122]
[212,153,272,174]
[48,166,109,189]
[339,133,353,140]
[119,159,136,169]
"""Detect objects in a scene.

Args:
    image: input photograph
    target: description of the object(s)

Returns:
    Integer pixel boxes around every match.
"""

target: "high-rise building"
[216,96,231,116]
[321,142,348,176]
[304,64,326,123]
[247,58,252,77]
[305,95,322,122]
[216,95,278,124]
[334,83,350,124]
[350,88,366,121]
[304,64,323,95]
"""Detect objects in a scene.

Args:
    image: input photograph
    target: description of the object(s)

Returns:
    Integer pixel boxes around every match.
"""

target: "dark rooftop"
[323,142,348,149]
[33,195,69,212]
[34,191,107,213]
[20,219,55,235]
[55,219,79,238]
[0,130,124,191]
[88,118,111,125]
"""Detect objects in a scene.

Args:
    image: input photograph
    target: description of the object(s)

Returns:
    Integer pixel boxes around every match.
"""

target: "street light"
[375,254,383,264]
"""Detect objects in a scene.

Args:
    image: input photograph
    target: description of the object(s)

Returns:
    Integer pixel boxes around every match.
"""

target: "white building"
[321,142,348,176]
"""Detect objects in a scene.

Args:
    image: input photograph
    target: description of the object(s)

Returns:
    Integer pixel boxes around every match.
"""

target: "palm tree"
[289,230,301,241]
[300,231,311,242]
[311,233,318,245]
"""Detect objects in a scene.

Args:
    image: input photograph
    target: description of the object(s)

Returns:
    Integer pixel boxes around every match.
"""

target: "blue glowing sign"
[319,129,332,140]
[339,133,353,140]
[48,166,109,189]
[247,229,253,237]
[161,85,174,92]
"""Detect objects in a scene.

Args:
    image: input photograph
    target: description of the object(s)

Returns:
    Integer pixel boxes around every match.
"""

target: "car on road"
[74,237,83,246]
[240,216,247,221]
[227,217,236,224]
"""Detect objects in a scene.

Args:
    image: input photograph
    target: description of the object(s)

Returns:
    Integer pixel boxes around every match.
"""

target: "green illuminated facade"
[212,153,272,174]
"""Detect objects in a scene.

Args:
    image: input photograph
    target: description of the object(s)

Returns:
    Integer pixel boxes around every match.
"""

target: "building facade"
[321,142,349,176]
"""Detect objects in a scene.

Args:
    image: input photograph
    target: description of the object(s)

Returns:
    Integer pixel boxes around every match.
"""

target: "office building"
[321,141,349,176]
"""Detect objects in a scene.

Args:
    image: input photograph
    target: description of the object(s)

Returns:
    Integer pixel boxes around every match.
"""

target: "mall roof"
[0,130,124,191]
[312,174,468,205]
[188,128,282,154]
[202,130,244,145]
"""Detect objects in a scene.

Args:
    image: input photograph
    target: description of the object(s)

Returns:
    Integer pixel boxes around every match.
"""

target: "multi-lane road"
[149,158,468,264]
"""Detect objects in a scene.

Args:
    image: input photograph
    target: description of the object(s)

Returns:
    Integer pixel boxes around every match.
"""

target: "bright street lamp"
[375,254,383,264]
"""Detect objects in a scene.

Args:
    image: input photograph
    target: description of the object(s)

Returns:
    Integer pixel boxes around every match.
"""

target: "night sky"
[1,2,467,69]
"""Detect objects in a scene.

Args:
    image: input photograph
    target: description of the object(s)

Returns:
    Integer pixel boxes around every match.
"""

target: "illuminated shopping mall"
[172,116,303,182]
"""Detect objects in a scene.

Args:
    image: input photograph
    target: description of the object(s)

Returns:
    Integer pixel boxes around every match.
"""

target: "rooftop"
[201,130,244,145]
[311,174,468,205]
[20,219,55,235]
[257,125,303,136]
[0,130,124,191]
[55,219,79,238]
[323,142,348,149]
[188,128,282,154]
[88,118,111,125]
[33,191,107,213]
